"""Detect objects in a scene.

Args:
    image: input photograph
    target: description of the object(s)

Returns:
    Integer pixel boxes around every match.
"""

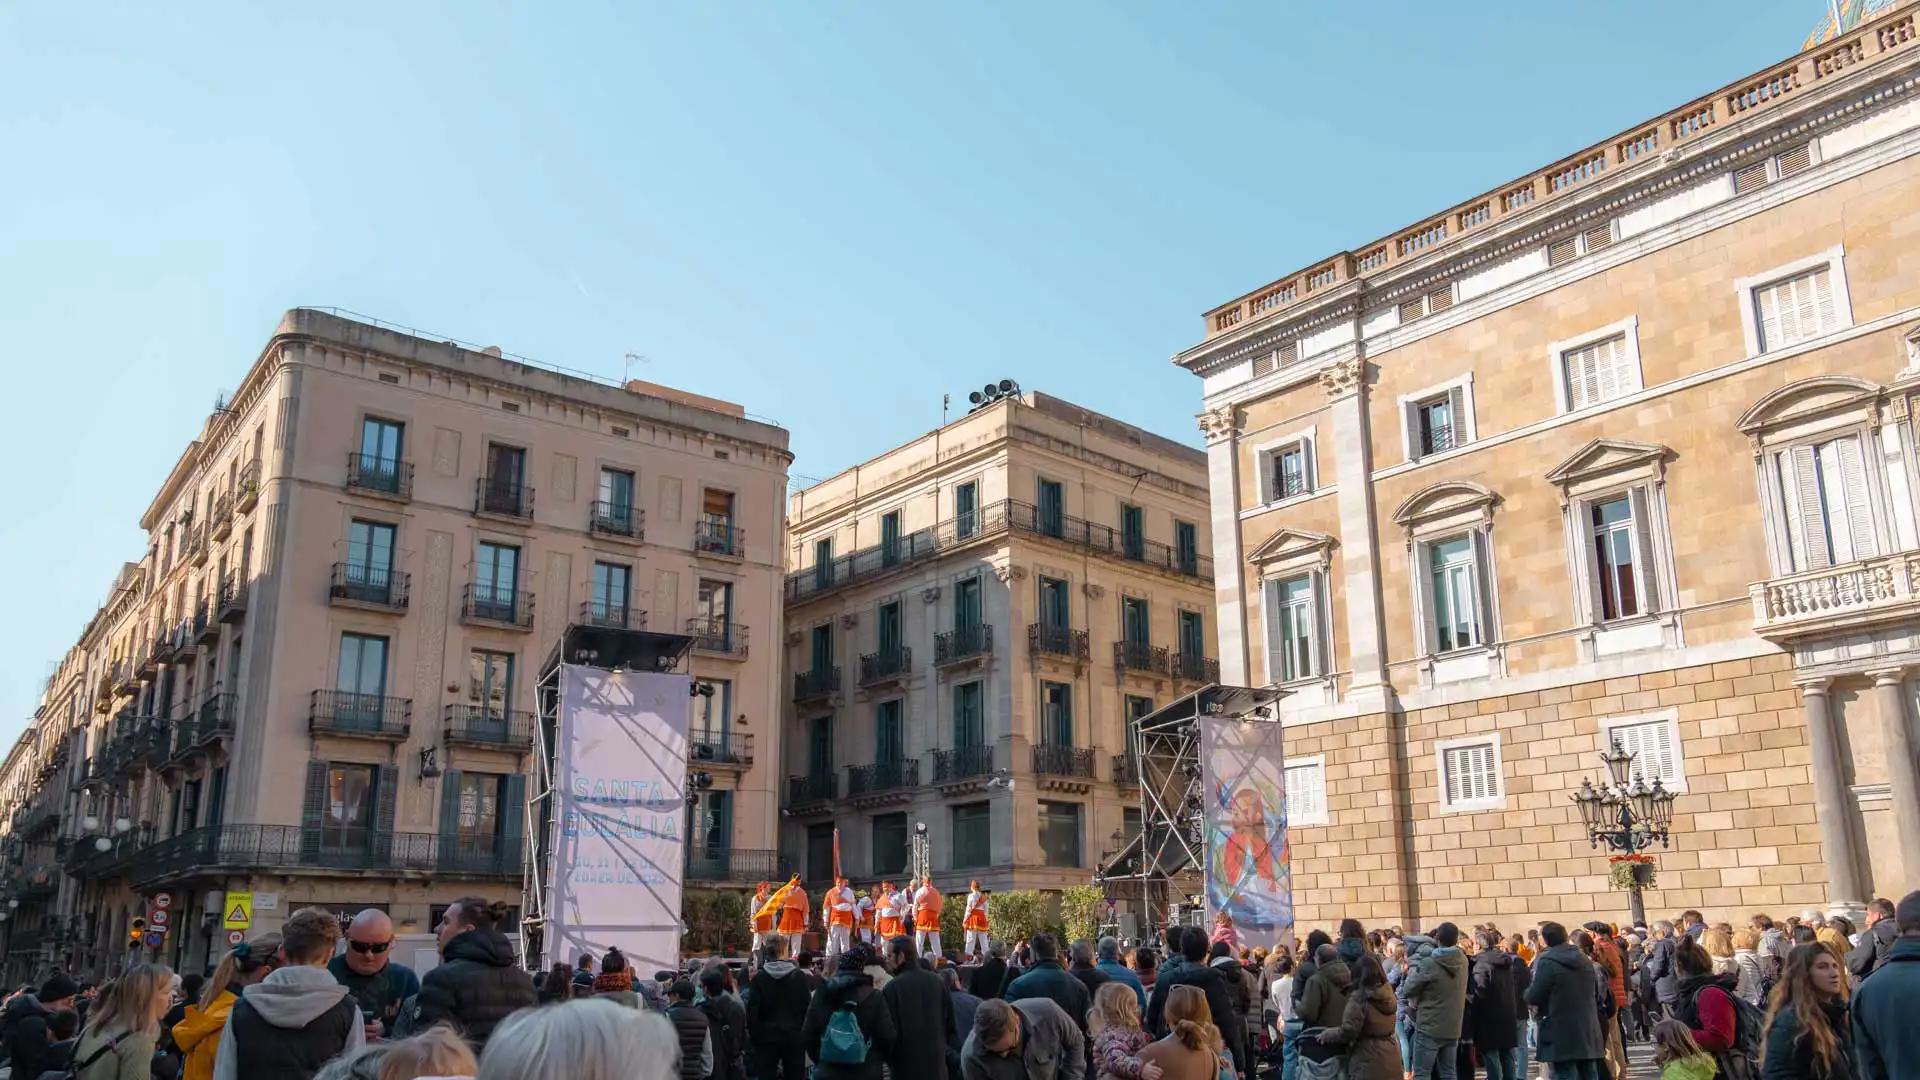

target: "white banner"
[547,665,690,975]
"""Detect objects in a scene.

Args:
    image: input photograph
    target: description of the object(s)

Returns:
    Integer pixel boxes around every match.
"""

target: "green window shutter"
[439,769,464,870]
[375,764,399,864]
[502,774,527,872]
[300,760,328,860]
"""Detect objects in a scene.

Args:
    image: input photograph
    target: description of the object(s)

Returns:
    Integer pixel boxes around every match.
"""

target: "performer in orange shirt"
[962,880,989,959]
[875,880,901,940]
[824,876,855,954]
[779,880,810,936]
[913,876,944,957]
[750,881,776,952]
[854,887,876,945]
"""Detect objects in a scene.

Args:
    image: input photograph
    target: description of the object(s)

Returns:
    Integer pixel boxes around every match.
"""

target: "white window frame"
[1733,245,1853,358]
[1598,710,1687,792]
[1283,755,1329,827]
[1417,531,1494,657]
[1433,734,1506,813]
[1262,572,1327,685]
[1768,432,1883,573]
[1248,528,1338,701]
[1251,428,1318,507]
[1548,316,1644,415]
[1397,374,1477,463]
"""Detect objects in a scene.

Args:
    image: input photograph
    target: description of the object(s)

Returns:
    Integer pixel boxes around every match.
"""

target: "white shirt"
[966,890,985,915]
[1269,977,1294,1022]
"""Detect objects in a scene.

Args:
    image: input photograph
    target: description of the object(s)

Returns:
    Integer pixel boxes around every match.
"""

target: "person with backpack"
[666,979,714,1080]
[746,933,813,1080]
[802,942,896,1080]
[1852,889,1920,1080]
[73,962,175,1080]
[1759,943,1854,1080]
[1674,938,1761,1080]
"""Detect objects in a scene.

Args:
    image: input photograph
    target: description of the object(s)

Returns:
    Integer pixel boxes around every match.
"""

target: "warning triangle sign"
[227,903,247,923]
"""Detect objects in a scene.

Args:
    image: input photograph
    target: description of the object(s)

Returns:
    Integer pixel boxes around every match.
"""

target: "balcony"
[694,519,743,559]
[137,638,162,678]
[787,772,837,808]
[847,758,919,797]
[216,572,247,623]
[463,584,535,630]
[686,617,748,659]
[330,563,410,612]
[234,458,261,511]
[171,690,235,762]
[185,523,208,567]
[857,647,912,689]
[685,846,785,885]
[689,727,753,770]
[1113,753,1140,787]
[443,705,534,750]
[474,474,533,520]
[116,824,523,888]
[577,599,638,630]
[1029,623,1090,663]
[159,619,196,663]
[1174,652,1221,684]
[588,501,644,541]
[1114,641,1171,677]
[209,492,233,541]
[347,453,412,501]
[792,667,840,704]
[111,659,140,696]
[1004,500,1214,582]
[1034,744,1095,779]
[935,623,993,667]
[192,603,219,645]
[932,744,993,784]
[308,690,412,741]
[1749,553,1920,642]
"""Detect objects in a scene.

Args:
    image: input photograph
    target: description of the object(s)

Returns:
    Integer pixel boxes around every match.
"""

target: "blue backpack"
[819,1001,869,1065]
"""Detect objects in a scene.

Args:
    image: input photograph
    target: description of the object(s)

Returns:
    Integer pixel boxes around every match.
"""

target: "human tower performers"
[853,887,876,944]
[875,881,902,941]
[750,881,777,951]
[913,875,944,957]
[778,877,810,936]
[822,876,856,954]
[963,880,989,959]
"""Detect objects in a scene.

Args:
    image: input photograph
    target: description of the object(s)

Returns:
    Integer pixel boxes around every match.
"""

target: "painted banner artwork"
[1200,716,1292,950]
[547,665,691,975]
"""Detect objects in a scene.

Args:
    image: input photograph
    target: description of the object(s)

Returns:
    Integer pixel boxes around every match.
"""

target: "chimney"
[481,345,503,358]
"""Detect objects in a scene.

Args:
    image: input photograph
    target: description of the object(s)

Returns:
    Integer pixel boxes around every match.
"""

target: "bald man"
[327,909,421,1039]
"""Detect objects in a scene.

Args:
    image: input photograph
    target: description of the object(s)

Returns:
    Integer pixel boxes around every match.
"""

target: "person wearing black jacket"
[1647,922,1681,1016]
[1145,925,1247,1078]
[405,896,536,1052]
[2,973,78,1080]
[970,943,1009,1001]
[881,935,957,1080]
[1847,897,1898,984]
[1465,932,1520,1080]
[1005,935,1090,1034]
[745,933,813,1080]
[1526,922,1606,1079]
[700,965,748,1080]
[802,943,897,1080]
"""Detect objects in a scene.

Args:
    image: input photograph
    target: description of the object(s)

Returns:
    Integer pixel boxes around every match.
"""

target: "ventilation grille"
[501,402,521,413]
[1426,288,1455,313]
[1775,143,1812,178]
[1399,297,1425,323]
[1548,236,1580,267]
[1734,161,1769,194]
[1583,225,1616,254]
[377,373,400,385]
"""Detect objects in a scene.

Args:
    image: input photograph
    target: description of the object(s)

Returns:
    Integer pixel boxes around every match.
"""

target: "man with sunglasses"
[326,909,420,1040]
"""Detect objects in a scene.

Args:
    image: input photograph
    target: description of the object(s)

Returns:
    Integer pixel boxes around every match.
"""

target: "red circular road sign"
[143,931,163,949]
[227,930,245,946]
[150,909,169,927]
[153,893,173,910]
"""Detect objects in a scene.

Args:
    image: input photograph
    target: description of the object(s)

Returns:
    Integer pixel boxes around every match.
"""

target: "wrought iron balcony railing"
[787,772,837,805]
[685,846,785,884]
[209,492,233,540]
[347,453,412,499]
[935,623,993,665]
[932,744,993,783]
[475,475,533,519]
[857,647,912,687]
[686,617,748,658]
[234,458,261,510]
[330,563,410,610]
[112,823,522,888]
[847,758,919,796]
[694,518,743,557]
[1029,623,1090,662]
[216,572,248,623]
[1112,752,1140,786]
[690,727,753,767]
[793,667,840,702]
[577,599,637,630]
[1034,744,1095,778]
[1114,641,1170,676]
[443,705,534,748]
[308,690,412,740]
[1172,652,1220,683]
[463,584,535,629]
[589,501,643,539]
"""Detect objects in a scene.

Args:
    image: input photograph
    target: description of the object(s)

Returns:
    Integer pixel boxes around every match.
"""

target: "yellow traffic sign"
[223,891,253,931]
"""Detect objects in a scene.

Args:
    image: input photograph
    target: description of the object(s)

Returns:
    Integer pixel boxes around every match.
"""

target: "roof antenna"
[623,352,646,384]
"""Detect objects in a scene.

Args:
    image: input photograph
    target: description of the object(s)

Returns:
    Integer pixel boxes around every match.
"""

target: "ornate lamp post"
[1571,740,1679,926]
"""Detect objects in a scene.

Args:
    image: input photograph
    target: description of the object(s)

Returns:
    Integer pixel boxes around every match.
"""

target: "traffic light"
[127,916,146,949]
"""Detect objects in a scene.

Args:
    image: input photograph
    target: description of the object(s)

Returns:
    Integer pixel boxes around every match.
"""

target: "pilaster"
[1199,406,1249,684]
[1320,352,1392,708]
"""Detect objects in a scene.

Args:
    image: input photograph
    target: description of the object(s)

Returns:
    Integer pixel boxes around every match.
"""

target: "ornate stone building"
[1178,7,1920,928]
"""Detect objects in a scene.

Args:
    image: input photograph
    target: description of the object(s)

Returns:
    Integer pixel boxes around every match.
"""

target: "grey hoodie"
[211,964,367,1080]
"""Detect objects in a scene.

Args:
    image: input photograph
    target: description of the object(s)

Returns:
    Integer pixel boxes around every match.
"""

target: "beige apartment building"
[779,392,1217,901]
[0,308,790,979]
[1179,8,1920,931]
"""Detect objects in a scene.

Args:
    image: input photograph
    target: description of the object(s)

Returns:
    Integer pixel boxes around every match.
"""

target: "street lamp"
[1570,739,1679,927]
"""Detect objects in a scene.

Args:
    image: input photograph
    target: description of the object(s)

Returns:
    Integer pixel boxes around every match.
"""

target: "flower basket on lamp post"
[1607,853,1657,893]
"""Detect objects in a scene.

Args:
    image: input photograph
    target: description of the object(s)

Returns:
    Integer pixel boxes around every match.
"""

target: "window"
[1738,248,1852,356]
[1415,395,1458,455]
[1589,495,1651,621]
[695,579,733,647]
[456,772,504,842]
[1269,442,1312,501]
[1039,801,1082,867]
[1435,737,1504,812]
[1603,713,1685,789]
[1123,695,1153,753]
[474,542,521,620]
[1041,682,1072,746]
[1121,504,1145,560]
[810,624,833,673]
[1122,597,1150,647]
[876,699,903,762]
[700,489,737,554]
[881,511,902,566]
[467,651,515,722]
[691,790,731,855]
[1037,479,1065,537]
[693,678,731,744]
[1425,536,1489,654]
[323,764,377,850]
[1284,757,1328,827]
[806,824,835,882]
[955,481,980,539]
[343,520,396,595]
[953,576,982,631]
[1178,610,1204,659]
[590,562,630,626]
[1773,435,1878,571]
[952,803,991,869]
[336,633,389,701]
[1263,575,1322,683]
[1556,325,1642,412]
[1400,378,1474,462]
[358,418,405,493]
[872,813,909,876]
[808,715,833,778]
[814,538,834,589]
[596,468,635,531]
[1038,576,1070,629]
[1174,520,1200,575]
[482,444,526,513]
[954,682,984,748]
[877,601,902,656]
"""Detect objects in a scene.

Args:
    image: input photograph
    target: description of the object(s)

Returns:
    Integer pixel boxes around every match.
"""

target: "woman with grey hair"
[478,998,679,1080]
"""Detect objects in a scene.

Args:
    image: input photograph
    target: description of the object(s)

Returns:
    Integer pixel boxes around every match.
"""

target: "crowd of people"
[0,889,1914,1080]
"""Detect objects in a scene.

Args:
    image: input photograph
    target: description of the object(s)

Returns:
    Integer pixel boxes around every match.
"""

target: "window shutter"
[1791,444,1834,569]
[300,760,328,860]
[1300,440,1316,495]
[1792,269,1823,340]
[1416,546,1440,655]
[1258,450,1275,504]
[1755,281,1784,353]
[1310,570,1331,678]
[1811,265,1837,334]
[1628,486,1660,611]
[1442,749,1461,804]
[1252,351,1275,378]
[1447,386,1469,445]
[1470,530,1495,647]
[1575,503,1603,624]
[438,769,463,865]
[375,764,399,863]
[1835,436,1877,560]
[1405,401,1423,460]
[1583,224,1615,254]
[502,773,527,872]
[1399,297,1425,323]
[1262,579,1286,686]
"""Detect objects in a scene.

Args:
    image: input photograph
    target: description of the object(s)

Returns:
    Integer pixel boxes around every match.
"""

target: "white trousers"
[827,925,851,954]
[916,929,942,957]
[751,931,766,952]
[965,929,989,958]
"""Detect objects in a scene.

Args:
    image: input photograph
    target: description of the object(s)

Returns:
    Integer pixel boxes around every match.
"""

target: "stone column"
[1798,678,1865,913]
[1319,353,1392,706]
[1870,668,1920,870]
[1199,406,1250,685]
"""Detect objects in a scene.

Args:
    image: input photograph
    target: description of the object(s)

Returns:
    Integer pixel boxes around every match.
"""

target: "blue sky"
[0,1,1814,739]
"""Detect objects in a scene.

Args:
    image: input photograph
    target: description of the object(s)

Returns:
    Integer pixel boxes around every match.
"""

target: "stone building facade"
[1178,8,1920,930]
[0,308,791,979]
[779,392,1217,902]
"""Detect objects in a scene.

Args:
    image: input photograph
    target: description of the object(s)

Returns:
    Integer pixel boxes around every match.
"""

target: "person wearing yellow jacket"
[172,938,276,1080]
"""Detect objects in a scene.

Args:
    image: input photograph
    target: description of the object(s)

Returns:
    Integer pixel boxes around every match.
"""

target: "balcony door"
[1179,610,1204,659]
[359,418,404,491]
[475,542,520,619]
[467,651,515,740]
[688,789,731,868]
[955,481,979,539]
[1037,479,1064,537]
[810,624,833,676]
[454,772,504,862]
[954,681,984,749]
[324,763,376,856]
[1123,597,1151,647]
[880,511,901,567]
[876,699,903,766]
[598,468,634,524]
[808,715,833,780]
[693,679,730,751]
[590,562,630,626]
[1042,681,1072,747]
[486,444,525,507]
[345,519,396,598]
[1121,504,1145,559]
[1039,577,1070,630]
[335,634,388,730]
[877,601,902,657]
